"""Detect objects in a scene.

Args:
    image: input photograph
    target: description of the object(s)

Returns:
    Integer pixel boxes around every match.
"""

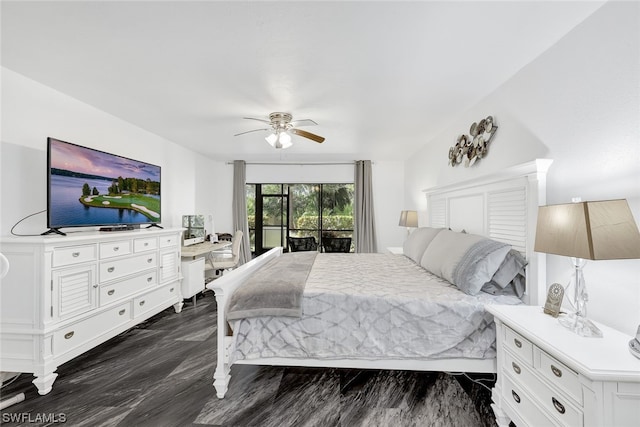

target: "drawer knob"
[147,277,153,282]
[169,287,174,292]
[144,242,149,246]
[511,390,521,404]
[108,289,115,296]
[147,258,153,263]
[107,267,115,273]
[72,252,80,257]
[113,247,119,251]
[511,362,521,375]
[139,300,145,306]
[119,309,126,316]
[514,338,522,348]
[552,397,566,414]
[64,331,74,339]
[551,365,563,378]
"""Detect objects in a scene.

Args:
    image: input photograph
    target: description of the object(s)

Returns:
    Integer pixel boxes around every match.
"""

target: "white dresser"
[487,305,640,427]
[0,228,183,395]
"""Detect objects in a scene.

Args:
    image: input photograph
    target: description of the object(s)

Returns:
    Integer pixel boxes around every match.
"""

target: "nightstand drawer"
[503,375,556,427]
[504,326,533,365]
[537,349,582,405]
[504,350,583,426]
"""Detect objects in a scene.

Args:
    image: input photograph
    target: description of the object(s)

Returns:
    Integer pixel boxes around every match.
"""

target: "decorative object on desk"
[182,214,206,246]
[398,210,418,235]
[534,199,640,338]
[448,115,497,167]
[543,283,564,318]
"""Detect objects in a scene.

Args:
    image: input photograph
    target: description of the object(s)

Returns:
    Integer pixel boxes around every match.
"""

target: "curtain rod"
[225,161,361,166]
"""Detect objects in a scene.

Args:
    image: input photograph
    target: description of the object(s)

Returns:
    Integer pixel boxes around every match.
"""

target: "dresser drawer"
[503,375,556,427]
[52,244,97,267]
[54,302,131,355]
[99,240,132,259]
[100,271,157,305]
[100,252,157,282]
[537,349,582,405]
[504,326,533,365]
[134,237,157,252]
[133,284,179,317]
[159,234,179,248]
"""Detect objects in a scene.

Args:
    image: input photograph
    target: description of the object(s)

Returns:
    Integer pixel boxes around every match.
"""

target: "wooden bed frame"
[207,159,552,398]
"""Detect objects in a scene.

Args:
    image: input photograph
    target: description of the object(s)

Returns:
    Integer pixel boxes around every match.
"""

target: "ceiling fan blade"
[234,128,270,137]
[291,128,325,143]
[289,119,317,127]
[243,117,272,125]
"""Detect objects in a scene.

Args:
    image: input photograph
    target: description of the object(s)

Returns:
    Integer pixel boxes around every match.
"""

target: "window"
[247,183,354,255]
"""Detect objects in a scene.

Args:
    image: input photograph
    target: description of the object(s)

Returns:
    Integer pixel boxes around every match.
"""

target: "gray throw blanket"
[227,252,317,320]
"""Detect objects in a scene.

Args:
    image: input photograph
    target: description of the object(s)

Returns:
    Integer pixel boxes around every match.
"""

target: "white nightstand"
[487,305,640,427]
[386,247,403,255]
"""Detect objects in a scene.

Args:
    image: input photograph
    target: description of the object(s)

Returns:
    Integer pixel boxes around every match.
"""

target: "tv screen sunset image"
[48,139,161,227]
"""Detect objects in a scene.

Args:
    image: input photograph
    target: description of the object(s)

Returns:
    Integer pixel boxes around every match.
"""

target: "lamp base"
[558,313,603,338]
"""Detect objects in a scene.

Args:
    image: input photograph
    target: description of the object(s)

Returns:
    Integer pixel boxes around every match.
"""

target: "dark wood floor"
[1,292,498,426]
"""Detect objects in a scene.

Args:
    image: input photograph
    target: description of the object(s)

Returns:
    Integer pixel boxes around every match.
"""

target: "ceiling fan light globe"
[279,132,292,147]
[265,133,278,147]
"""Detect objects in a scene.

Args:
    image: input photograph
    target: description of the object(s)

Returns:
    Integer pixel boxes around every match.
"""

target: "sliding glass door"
[247,183,354,256]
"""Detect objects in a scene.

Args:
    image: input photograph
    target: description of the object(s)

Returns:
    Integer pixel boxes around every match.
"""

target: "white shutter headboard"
[423,159,553,305]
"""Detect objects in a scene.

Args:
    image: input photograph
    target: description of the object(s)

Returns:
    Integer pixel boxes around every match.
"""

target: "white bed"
[207,159,552,398]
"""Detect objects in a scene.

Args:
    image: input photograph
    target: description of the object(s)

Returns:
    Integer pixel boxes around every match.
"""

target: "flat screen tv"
[45,137,161,235]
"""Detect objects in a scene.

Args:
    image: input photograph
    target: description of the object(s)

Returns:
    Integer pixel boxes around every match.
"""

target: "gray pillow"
[420,230,511,295]
[402,227,444,264]
[481,249,527,297]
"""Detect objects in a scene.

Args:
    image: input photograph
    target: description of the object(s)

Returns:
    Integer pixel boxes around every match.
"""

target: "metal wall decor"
[448,115,497,167]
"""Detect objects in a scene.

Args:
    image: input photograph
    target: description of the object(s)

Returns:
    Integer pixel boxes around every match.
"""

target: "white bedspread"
[230,253,522,363]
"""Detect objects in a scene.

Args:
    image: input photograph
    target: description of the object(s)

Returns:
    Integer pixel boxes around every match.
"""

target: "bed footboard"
[206,247,283,398]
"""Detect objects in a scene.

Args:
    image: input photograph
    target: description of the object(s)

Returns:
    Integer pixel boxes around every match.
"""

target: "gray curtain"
[354,160,377,253]
[233,160,252,265]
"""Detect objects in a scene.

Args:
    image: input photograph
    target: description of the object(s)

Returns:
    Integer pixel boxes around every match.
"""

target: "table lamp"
[399,210,418,235]
[534,199,640,337]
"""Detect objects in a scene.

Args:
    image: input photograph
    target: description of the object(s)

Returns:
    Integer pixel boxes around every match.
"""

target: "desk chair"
[206,230,243,276]
[287,236,318,252]
[321,237,352,253]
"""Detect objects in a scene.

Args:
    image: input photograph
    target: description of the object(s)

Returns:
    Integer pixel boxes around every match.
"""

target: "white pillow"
[402,227,444,263]
[420,229,511,295]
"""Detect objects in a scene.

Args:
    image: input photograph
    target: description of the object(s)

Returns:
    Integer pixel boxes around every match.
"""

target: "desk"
[180,241,232,302]
[181,241,232,259]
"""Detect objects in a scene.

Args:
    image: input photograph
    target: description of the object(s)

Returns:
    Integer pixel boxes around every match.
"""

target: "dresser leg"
[173,301,184,313]
[33,372,58,395]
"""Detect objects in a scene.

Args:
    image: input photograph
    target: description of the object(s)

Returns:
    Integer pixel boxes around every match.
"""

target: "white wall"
[0,68,212,235]
[405,2,640,335]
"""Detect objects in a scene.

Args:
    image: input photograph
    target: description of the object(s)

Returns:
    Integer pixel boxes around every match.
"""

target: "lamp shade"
[399,210,418,228]
[534,199,640,260]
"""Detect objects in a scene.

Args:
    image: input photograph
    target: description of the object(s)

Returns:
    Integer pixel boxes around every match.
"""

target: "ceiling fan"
[234,112,325,149]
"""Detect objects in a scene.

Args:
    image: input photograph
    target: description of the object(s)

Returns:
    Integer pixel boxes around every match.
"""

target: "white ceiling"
[1,1,605,163]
